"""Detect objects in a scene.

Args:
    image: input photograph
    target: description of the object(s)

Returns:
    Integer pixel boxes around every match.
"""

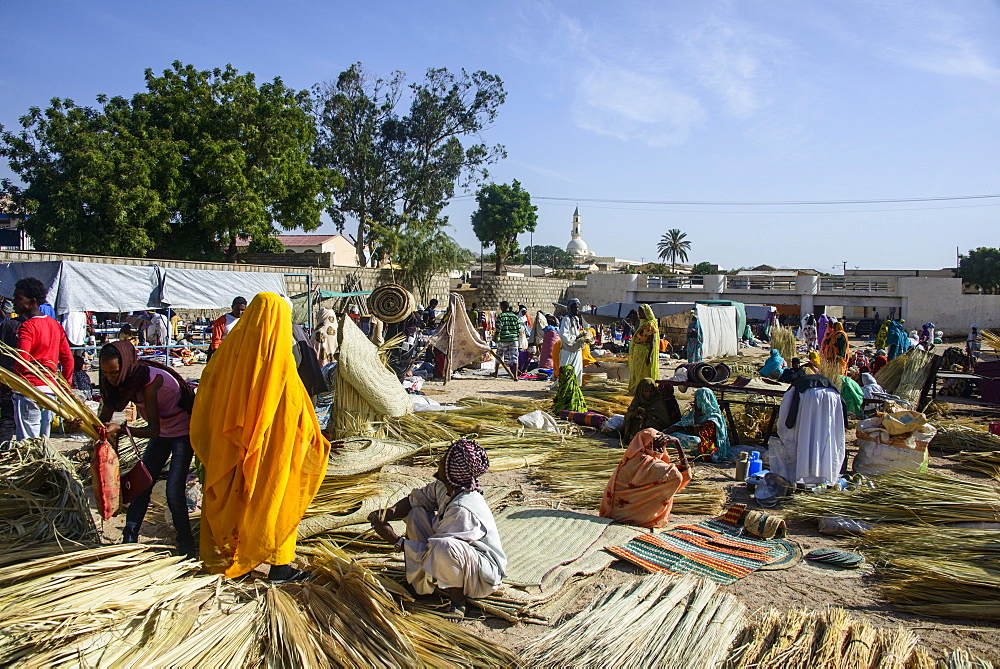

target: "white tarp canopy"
[696,304,739,358]
[158,268,286,310]
[589,302,698,323]
[0,260,288,314]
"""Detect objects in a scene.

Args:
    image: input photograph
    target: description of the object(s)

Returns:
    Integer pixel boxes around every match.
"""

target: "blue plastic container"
[747,451,763,477]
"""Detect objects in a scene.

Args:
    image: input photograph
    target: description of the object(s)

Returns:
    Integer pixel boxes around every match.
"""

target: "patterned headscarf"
[443,438,489,497]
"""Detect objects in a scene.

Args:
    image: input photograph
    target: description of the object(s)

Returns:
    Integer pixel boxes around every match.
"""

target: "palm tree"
[656,229,692,273]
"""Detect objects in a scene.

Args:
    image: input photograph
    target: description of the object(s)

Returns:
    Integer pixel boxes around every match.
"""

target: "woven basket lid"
[326,438,423,476]
[367,284,415,324]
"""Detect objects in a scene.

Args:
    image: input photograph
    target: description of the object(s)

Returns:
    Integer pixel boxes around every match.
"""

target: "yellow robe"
[191,293,330,578]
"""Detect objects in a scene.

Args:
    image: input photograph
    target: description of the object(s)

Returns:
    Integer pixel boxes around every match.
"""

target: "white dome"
[567,238,589,253]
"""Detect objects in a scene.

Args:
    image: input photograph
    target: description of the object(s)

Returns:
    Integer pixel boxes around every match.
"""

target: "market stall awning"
[0,261,162,314]
[157,268,287,310]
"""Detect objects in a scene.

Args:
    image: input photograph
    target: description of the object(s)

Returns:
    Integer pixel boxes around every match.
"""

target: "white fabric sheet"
[772,387,846,485]
[696,304,738,358]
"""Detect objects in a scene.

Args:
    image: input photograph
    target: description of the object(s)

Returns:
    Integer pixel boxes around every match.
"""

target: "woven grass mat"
[495,507,643,597]
[326,438,424,476]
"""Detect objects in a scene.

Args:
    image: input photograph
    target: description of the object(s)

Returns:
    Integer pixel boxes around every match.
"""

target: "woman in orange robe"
[191,292,330,581]
[599,428,692,528]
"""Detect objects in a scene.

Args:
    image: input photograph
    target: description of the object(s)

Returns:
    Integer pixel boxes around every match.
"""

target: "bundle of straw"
[0,438,97,548]
[0,541,519,667]
[305,472,382,517]
[787,470,1000,525]
[727,607,931,668]
[932,420,1000,453]
[769,325,796,363]
[523,574,745,668]
[980,328,1000,352]
[875,348,935,401]
[817,355,845,391]
[945,451,1000,481]
[0,341,103,440]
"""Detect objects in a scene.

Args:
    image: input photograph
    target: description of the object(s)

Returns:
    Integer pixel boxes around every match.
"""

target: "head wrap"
[99,340,195,413]
[443,438,489,497]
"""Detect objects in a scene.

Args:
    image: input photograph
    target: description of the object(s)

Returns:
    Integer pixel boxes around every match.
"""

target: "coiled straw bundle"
[367,284,415,324]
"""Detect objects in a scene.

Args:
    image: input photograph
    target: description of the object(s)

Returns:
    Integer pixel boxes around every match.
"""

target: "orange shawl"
[191,292,330,577]
[599,428,692,528]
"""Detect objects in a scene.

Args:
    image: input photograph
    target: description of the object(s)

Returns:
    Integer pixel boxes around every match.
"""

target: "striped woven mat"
[607,512,792,584]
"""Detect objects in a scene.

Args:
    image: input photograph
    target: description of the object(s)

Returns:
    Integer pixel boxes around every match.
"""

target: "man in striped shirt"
[494,301,521,378]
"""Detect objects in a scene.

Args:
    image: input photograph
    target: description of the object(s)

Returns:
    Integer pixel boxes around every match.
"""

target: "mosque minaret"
[565,206,595,263]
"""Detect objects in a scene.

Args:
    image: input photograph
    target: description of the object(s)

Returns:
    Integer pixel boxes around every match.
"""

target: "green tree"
[245,236,286,254]
[656,228,692,272]
[520,244,574,268]
[690,261,718,275]
[0,62,335,261]
[139,62,334,261]
[314,63,506,267]
[958,247,1000,294]
[387,220,474,303]
[470,180,538,275]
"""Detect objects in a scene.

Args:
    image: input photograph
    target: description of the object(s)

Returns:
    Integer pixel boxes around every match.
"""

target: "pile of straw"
[769,325,796,363]
[875,348,936,402]
[523,574,745,668]
[787,470,1000,525]
[0,542,517,667]
[727,607,931,668]
[856,526,1000,620]
[946,451,1000,481]
[932,419,1000,453]
[0,439,97,549]
[305,472,382,517]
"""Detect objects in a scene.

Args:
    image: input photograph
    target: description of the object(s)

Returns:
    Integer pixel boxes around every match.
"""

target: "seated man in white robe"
[369,438,506,620]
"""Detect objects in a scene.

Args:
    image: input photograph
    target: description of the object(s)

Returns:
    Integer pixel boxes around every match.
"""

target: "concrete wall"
[0,249,451,310]
[240,252,335,268]
[898,277,1000,336]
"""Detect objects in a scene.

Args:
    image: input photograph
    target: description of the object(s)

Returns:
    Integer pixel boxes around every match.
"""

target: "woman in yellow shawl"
[191,293,330,581]
[627,304,659,393]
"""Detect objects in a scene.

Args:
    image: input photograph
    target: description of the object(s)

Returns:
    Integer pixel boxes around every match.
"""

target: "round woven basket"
[367,284,415,324]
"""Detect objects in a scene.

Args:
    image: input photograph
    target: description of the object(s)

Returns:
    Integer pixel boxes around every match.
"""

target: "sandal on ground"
[440,603,467,621]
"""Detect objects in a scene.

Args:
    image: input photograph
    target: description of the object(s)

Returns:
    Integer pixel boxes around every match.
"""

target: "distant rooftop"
[236,234,345,248]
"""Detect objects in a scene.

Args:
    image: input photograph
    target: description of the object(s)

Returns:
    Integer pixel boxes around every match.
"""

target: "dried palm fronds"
[305,472,382,517]
[523,574,745,668]
[817,355,844,390]
[946,451,1000,480]
[875,348,935,401]
[770,325,796,363]
[307,541,520,667]
[726,607,930,669]
[980,328,1000,352]
[0,341,103,440]
[924,399,954,417]
[0,438,97,548]
[854,525,1000,620]
[787,470,1000,525]
[932,420,1000,454]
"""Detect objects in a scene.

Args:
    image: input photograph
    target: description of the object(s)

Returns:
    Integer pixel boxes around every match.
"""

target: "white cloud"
[572,64,706,146]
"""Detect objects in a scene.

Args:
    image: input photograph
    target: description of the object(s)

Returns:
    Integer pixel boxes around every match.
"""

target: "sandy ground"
[52,338,1000,663]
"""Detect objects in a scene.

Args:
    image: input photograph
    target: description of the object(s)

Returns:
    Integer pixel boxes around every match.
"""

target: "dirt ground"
[55,338,1000,663]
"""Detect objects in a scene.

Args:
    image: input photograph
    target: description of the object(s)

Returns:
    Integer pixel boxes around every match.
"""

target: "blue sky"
[3,1,999,271]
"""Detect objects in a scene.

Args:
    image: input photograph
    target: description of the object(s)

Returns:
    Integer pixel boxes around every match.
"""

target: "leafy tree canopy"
[958,247,1000,294]
[0,61,336,261]
[384,219,474,303]
[690,261,718,275]
[245,236,286,254]
[470,180,538,275]
[314,63,505,266]
[519,244,574,268]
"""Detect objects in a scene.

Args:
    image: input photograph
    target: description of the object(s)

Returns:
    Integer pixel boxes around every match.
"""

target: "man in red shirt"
[11,277,73,439]
[207,296,247,362]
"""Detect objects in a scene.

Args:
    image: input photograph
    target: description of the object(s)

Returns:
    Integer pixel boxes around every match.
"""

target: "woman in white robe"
[772,376,846,485]
[558,299,588,384]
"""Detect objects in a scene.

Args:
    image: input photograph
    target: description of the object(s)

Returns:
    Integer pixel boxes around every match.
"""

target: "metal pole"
[529,230,533,278]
